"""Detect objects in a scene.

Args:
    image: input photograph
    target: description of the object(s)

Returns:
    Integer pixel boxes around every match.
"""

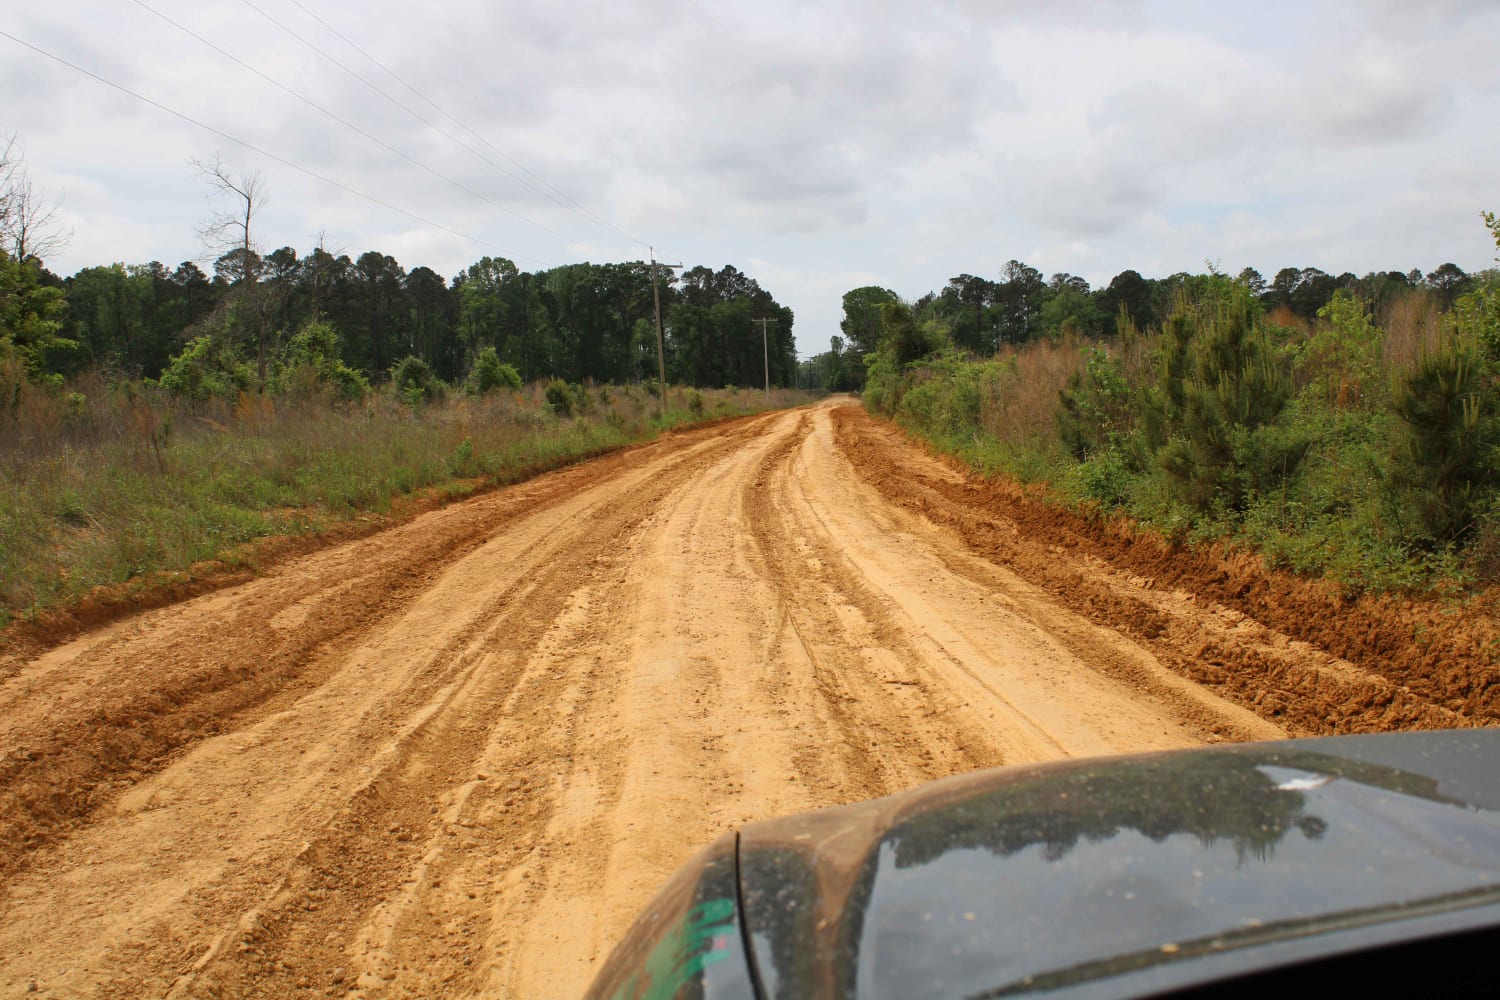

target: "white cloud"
[2,0,1497,351]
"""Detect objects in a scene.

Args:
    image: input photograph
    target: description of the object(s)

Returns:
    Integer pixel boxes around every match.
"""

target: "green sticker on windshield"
[612,897,737,1000]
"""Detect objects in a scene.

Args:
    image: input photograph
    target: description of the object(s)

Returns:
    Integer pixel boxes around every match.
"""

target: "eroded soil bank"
[832,406,1498,738]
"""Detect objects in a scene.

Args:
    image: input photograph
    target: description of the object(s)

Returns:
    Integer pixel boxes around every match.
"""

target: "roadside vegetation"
[850,214,1500,594]
[0,140,816,629]
[0,374,809,628]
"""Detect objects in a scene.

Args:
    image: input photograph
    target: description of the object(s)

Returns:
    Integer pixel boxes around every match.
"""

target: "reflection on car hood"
[737,730,1500,999]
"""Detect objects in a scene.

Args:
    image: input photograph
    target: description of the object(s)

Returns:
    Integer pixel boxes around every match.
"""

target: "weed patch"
[866,280,1500,594]
[0,382,814,626]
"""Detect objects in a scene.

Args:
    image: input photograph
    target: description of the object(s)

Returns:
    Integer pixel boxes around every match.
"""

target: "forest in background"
[811,256,1482,392]
[5,249,798,401]
[0,144,812,626]
[849,214,1500,593]
[0,144,799,411]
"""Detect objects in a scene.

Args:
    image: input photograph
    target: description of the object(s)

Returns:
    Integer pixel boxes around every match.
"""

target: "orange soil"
[0,398,1488,999]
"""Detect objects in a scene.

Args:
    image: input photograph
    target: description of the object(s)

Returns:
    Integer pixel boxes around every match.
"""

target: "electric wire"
[281,0,649,249]
[241,0,645,257]
[132,0,581,248]
[0,29,546,265]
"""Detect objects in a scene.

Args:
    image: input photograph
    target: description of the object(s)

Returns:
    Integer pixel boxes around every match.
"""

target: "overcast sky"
[5,0,1500,355]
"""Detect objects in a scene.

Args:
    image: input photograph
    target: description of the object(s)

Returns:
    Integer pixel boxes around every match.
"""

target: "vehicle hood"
[736,730,1500,998]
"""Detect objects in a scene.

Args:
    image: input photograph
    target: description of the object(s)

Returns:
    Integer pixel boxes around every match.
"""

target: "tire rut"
[167,426,763,999]
[743,411,1001,792]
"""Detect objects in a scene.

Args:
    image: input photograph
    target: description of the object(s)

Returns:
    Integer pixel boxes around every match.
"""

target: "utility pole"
[752,317,777,404]
[649,247,683,415]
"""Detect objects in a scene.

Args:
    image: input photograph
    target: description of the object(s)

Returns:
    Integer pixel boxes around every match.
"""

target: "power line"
[241,0,642,255]
[131,0,580,248]
[0,29,545,266]
[283,0,649,250]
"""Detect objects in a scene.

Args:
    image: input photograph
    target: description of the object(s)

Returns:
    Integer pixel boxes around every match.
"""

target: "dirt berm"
[0,397,1492,998]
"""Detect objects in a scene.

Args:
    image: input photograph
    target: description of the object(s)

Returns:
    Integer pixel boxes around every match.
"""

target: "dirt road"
[0,398,1472,998]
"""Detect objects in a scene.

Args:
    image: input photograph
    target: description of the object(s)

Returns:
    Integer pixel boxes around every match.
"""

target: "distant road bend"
[5,395,1349,998]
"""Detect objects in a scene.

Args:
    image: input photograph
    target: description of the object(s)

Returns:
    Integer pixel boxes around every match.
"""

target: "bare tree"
[0,134,70,263]
[7,177,68,262]
[194,155,274,379]
[193,154,264,278]
[0,134,19,237]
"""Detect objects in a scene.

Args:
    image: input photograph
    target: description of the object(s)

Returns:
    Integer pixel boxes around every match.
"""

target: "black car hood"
[735,730,1500,999]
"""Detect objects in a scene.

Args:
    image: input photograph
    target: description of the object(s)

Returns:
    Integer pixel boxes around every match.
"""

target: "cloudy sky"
[5,0,1499,355]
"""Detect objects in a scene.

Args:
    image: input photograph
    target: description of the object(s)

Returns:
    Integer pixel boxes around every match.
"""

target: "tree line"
[849,214,1500,589]
[816,258,1485,390]
[4,249,797,394]
[0,146,798,402]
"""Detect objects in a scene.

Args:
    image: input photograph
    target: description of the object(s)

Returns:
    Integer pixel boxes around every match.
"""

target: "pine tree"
[1157,296,1302,512]
[1390,344,1496,546]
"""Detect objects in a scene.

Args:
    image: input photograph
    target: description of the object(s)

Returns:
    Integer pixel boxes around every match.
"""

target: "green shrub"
[274,320,369,401]
[62,391,90,426]
[390,355,445,407]
[158,335,256,401]
[898,362,980,442]
[545,378,577,417]
[1300,293,1385,410]
[1069,447,1134,508]
[1155,296,1305,512]
[862,361,896,415]
[861,340,904,416]
[1455,285,1500,367]
[465,346,522,395]
[448,436,477,476]
[687,387,704,415]
[1058,346,1132,460]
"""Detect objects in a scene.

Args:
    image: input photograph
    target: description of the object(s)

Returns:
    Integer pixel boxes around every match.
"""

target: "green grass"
[0,382,815,628]
[870,342,1490,597]
[885,390,1469,595]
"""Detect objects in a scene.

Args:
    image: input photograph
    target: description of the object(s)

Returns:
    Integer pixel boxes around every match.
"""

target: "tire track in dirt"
[0,417,769,998]
[756,408,1281,757]
[481,408,875,997]
[0,424,741,882]
[1,398,1449,999]
[744,412,1006,788]
[171,428,759,999]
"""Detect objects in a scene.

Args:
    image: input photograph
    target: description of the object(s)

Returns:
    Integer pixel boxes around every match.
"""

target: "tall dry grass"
[0,379,812,625]
[978,338,1085,447]
[1381,290,1446,368]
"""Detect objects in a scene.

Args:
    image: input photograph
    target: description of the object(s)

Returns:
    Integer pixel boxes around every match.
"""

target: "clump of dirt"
[832,407,1500,735]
